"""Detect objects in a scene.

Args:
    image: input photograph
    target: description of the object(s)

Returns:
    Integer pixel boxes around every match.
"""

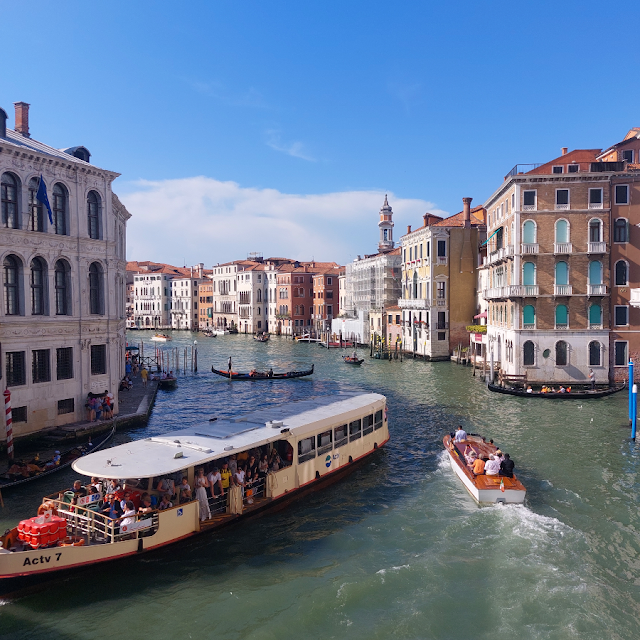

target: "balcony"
[588,284,607,296]
[554,243,572,254]
[555,323,568,329]
[486,245,514,265]
[436,299,447,307]
[523,204,537,212]
[589,322,603,329]
[555,203,570,211]
[399,298,429,310]
[523,323,536,330]
[437,256,448,266]
[554,285,573,296]
[521,243,539,254]
[588,202,603,210]
[588,242,607,253]
[483,287,504,300]
[630,288,640,308]
[510,285,539,297]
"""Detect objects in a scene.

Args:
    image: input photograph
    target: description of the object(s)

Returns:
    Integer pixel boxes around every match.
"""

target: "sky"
[2,1,640,266]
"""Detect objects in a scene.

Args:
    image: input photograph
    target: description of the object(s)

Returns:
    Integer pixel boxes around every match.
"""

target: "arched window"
[257,289,262,302]
[87,191,101,240]
[589,260,602,285]
[89,262,104,315]
[555,219,569,244]
[615,260,628,286]
[55,259,71,315]
[28,177,45,232]
[1,172,19,229]
[589,341,601,366]
[523,262,536,285]
[523,304,535,328]
[555,304,568,328]
[556,340,568,366]
[614,218,629,243]
[555,261,568,285]
[3,254,22,315]
[589,219,602,243]
[523,340,535,366]
[522,220,536,244]
[52,183,68,235]
[589,303,602,328]
[30,257,47,315]
[412,272,418,299]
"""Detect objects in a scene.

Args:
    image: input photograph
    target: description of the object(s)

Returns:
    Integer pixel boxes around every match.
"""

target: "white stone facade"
[236,266,267,334]
[170,277,201,330]
[133,273,171,328]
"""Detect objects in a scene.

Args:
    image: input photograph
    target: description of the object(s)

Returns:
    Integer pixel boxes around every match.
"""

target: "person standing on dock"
[141,366,148,387]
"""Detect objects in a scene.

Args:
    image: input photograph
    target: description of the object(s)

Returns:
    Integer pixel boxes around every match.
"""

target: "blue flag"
[36,174,53,225]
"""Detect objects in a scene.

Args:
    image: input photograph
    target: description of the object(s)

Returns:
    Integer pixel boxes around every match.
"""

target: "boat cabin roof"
[72,392,385,479]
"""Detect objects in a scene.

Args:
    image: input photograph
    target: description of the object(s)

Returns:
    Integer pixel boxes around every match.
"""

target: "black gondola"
[487,382,625,399]
[343,356,364,365]
[211,364,314,380]
[253,333,270,342]
[0,425,116,490]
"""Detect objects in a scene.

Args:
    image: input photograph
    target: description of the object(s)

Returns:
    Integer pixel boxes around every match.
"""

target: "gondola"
[487,382,625,399]
[0,425,116,490]
[211,364,314,380]
[253,333,270,343]
[343,356,364,365]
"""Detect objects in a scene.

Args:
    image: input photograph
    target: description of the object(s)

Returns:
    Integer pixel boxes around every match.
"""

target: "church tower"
[378,194,395,253]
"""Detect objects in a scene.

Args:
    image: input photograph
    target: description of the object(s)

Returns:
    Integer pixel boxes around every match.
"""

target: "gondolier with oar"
[228,356,232,378]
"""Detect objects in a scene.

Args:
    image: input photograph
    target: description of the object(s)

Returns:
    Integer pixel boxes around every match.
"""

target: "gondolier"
[228,357,232,375]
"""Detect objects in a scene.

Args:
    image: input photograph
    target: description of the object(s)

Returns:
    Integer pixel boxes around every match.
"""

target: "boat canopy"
[72,392,385,479]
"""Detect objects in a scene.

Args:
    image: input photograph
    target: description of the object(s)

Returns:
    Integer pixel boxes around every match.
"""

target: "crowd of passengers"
[53,445,293,527]
[452,426,515,478]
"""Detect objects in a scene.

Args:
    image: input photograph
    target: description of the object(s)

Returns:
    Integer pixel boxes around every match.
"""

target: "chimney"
[14,102,30,138]
[407,225,412,234]
[561,147,568,156]
[423,213,429,227]
[0,107,7,138]
[462,197,472,228]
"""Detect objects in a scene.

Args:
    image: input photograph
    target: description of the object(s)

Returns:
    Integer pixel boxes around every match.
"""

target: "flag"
[500,478,505,493]
[36,174,53,225]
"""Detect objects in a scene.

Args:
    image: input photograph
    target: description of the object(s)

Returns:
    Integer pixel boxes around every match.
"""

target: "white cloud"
[119,177,447,267]
[265,129,315,161]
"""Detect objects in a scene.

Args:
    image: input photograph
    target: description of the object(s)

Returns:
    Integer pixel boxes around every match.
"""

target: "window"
[589,261,602,285]
[615,260,628,286]
[589,304,602,327]
[297,436,316,463]
[6,351,26,386]
[334,424,348,447]
[522,220,536,244]
[615,341,628,366]
[552,166,563,174]
[317,430,333,455]
[615,305,629,326]
[32,349,51,383]
[622,149,634,163]
[555,219,569,243]
[3,255,21,315]
[523,340,535,366]
[90,344,106,375]
[556,340,568,366]
[30,257,46,315]
[523,262,536,286]
[615,185,629,205]
[568,164,579,173]
[588,342,601,367]
[555,261,568,285]
[363,414,374,435]
[523,190,536,209]
[523,304,535,328]
[89,262,104,314]
[56,347,73,380]
[589,219,602,242]
[589,188,603,208]
[1,172,19,228]
[374,409,383,429]
[437,240,446,257]
[87,190,101,239]
[327,277,332,285]
[614,218,629,243]
[28,177,45,231]
[556,189,569,208]
[555,305,568,329]
[349,418,362,441]
[437,281,446,299]
[58,398,75,415]
[12,406,27,423]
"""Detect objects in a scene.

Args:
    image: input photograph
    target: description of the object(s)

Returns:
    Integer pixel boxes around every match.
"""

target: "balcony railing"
[588,202,603,209]
[554,243,572,254]
[554,285,573,296]
[588,284,607,296]
[555,323,568,329]
[523,323,536,330]
[399,298,429,310]
[589,322,603,329]
[555,203,570,210]
[588,242,606,253]
[436,299,446,306]
[437,257,448,266]
[521,243,539,254]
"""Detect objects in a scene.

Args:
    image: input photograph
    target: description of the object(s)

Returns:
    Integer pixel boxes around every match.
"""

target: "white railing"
[589,323,603,329]
[521,243,539,254]
[436,299,446,306]
[630,288,640,308]
[523,204,536,211]
[588,284,607,295]
[588,242,607,253]
[483,288,504,300]
[554,243,572,254]
[398,298,429,309]
[505,245,514,257]
[555,203,570,210]
[437,257,448,266]
[510,285,539,297]
[523,323,536,329]
[554,285,573,296]
[555,323,568,329]
[588,202,603,209]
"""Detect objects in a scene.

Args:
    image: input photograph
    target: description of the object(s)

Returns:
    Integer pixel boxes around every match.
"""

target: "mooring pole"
[632,384,637,440]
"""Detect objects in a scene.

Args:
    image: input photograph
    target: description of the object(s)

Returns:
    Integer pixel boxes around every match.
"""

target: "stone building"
[170,269,202,330]
[0,102,130,438]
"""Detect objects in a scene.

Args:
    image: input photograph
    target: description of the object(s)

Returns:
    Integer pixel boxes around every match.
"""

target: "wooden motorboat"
[151,334,171,342]
[443,433,526,504]
[253,333,270,343]
[0,426,116,490]
[211,364,314,380]
[343,356,364,365]
[157,376,178,390]
[488,382,625,399]
[0,393,388,591]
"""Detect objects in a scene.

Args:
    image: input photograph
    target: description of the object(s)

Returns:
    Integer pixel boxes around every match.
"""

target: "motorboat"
[151,334,171,342]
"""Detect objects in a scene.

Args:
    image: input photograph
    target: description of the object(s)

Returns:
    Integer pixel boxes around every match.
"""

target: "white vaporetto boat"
[0,393,388,591]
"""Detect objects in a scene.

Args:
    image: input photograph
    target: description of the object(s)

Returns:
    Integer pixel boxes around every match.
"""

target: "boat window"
[317,429,333,455]
[334,424,348,447]
[363,414,374,435]
[349,419,362,441]
[298,436,316,463]
[374,409,383,429]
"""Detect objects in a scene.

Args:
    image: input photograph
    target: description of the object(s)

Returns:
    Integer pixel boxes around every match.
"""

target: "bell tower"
[378,194,395,253]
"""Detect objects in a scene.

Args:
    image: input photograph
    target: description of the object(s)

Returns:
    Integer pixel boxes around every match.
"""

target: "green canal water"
[1,331,639,639]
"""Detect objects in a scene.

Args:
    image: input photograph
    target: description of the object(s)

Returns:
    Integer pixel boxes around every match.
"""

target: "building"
[312,267,341,333]
[399,200,486,359]
[198,277,214,329]
[237,260,268,334]
[0,101,130,438]
[170,270,202,330]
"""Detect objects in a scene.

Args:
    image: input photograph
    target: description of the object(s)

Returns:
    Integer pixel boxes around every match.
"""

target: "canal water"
[1,330,639,639]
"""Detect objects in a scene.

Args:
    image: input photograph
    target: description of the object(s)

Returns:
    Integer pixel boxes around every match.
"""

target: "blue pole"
[632,384,637,441]
[629,361,634,424]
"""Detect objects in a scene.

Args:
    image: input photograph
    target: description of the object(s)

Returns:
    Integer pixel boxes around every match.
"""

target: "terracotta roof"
[430,206,486,228]
[526,149,600,175]
[361,247,402,259]
[384,304,401,311]
[597,130,640,159]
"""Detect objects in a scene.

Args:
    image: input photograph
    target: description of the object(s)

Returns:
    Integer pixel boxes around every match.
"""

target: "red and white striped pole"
[4,388,14,460]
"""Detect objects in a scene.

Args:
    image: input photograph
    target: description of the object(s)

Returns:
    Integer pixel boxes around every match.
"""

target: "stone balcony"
[554,285,573,296]
[588,284,607,296]
[554,243,572,254]
[399,298,430,310]
[521,243,539,254]
[588,242,607,253]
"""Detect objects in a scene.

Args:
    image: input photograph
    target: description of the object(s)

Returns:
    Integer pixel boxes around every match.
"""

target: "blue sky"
[2,1,639,265]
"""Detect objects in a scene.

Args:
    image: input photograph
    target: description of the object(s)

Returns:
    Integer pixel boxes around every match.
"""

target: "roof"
[72,393,385,479]
[361,247,402,260]
[431,206,485,228]
[597,129,640,159]
[526,149,600,175]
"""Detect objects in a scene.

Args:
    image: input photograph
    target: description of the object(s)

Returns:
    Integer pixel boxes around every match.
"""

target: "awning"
[474,312,487,319]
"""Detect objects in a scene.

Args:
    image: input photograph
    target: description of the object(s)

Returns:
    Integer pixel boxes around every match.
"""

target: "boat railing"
[243,477,266,507]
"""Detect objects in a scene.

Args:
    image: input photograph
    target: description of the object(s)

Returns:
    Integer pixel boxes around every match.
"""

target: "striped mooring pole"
[4,388,14,459]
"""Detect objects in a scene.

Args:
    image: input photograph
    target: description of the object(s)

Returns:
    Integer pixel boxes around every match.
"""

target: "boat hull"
[487,383,624,399]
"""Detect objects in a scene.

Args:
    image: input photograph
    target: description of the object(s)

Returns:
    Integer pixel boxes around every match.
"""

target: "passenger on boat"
[268,367,273,378]
[120,491,132,512]
[526,386,533,393]
[138,494,154,515]
[101,494,123,519]
[104,478,121,494]
[228,455,238,475]
[120,501,137,530]
[485,455,500,476]
[495,450,505,465]
[559,386,566,393]
[234,465,246,495]
[207,466,224,497]
[464,446,477,466]
[500,454,515,478]
[6,462,30,479]
[220,462,232,492]
[269,450,282,471]
[71,479,88,497]
[259,454,269,477]
[454,426,467,443]
[156,477,176,497]
[179,488,192,504]
[472,457,486,475]
[158,494,173,510]
[247,455,259,480]
[179,477,191,493]
[195,468,211,521]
